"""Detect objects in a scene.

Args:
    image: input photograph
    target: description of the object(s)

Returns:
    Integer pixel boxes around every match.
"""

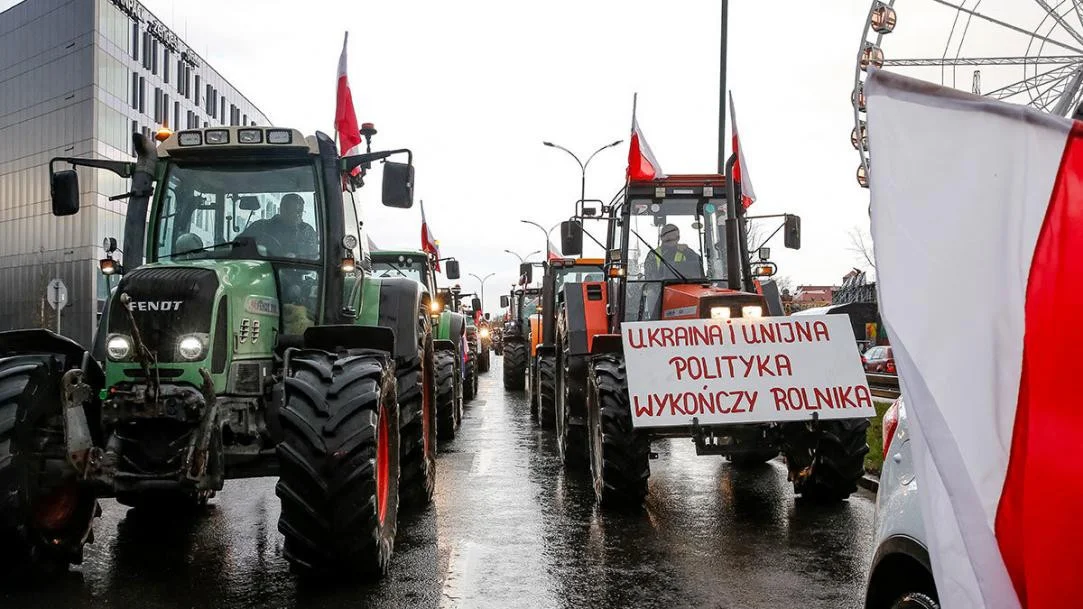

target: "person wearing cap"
[241,193,318,259]
[644,224,702,280]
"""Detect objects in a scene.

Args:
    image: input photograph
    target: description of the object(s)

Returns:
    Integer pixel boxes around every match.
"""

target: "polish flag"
[547,239,561,262]
[335,33,363,161]
[627,115,666,182]
[729,93,756,209]
[867,68,1083,609]
[420,200,440,271]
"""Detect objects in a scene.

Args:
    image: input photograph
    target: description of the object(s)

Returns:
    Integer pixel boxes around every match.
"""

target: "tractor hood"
[103,260,279,389]
[660,284,766,320]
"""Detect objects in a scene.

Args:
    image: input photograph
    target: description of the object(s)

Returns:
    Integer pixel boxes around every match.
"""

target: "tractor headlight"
[480,327,490,338]
[106,334,132,361]
[742,306,763,318]
[710,306,730,319]
[177,334,208,361]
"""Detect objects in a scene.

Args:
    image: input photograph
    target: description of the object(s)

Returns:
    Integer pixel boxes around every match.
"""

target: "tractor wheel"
[537,355,556,429]
[586,354,650,509]
[276,349,400,577]
[728,449,779,468]
[463,351,477,402]
[0,354,100,577]
[556,349,588,470]
[434,349,457,441]
[453,350,464,427]
[399,314,437,510]
[502,341,526,391]
[783,418,869,502]
[477,348,490,373]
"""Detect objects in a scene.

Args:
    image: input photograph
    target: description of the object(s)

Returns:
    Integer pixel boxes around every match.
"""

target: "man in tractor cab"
[241,193,318,259]
[644,224,702,280]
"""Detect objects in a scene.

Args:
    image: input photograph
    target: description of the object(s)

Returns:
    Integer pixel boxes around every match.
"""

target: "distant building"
[792,285,836,309]
[0,0,269,347]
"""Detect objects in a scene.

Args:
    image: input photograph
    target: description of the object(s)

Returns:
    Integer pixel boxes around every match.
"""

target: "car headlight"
[710,306,730,319]
[742,306,763,318]
[106,334,132,361]
[178,334,208,361]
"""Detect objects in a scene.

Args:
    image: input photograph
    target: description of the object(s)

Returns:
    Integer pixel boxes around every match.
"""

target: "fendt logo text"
[126,300,183,312]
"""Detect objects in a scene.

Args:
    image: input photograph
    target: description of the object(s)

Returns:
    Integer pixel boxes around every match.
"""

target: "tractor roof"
[627,173,729,199]
[157,126,318,157]
[371,249,428,259]
[550,257,604,267]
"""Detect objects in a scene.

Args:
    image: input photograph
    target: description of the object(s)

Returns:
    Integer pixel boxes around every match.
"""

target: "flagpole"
[718,0,729,173]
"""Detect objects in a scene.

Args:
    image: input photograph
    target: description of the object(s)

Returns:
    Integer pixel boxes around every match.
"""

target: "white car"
[864,399,940,609]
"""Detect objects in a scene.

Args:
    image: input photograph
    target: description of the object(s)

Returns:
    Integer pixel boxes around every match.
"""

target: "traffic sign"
[47,278,68,312]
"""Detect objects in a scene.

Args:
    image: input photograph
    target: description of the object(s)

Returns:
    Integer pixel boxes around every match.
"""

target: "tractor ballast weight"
[0,127,440,579]
[559,171,868,508]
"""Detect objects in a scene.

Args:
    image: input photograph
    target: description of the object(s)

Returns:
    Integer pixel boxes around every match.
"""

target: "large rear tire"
[556,350,589,470]
[502,341,526,391]
[537,355,556,429]
[784,418,869,502]
[463,351,477,402]
[477,348,490,373]
[399,314,437,511]
[586,354,649,509]
[276,350,400,577]
[0,355,99,577]
[434,349,457,441]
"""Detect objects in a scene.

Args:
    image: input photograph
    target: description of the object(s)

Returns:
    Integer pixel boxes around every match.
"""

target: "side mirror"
[519,263,533,285]
[484,313,490,320]
[472,297,482,312]
[500,295,510,308]
[238,196,261,211]
[784,214,801,250]
[51,170,80,216]
[382,162,414,208]
[758,246,770,261]
[560,220,583,256]
[445,259,460,280]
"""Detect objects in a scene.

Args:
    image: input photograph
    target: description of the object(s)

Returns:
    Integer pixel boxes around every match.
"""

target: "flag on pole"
[867,68,1083,609]
[335,32,362,178]
[729,93,757,209]
[627,95,666,182]
[420,200,440,271]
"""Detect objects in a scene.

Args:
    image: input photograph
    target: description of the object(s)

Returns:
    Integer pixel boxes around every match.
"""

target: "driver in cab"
[242,193,318,258]
[644,224,702,280]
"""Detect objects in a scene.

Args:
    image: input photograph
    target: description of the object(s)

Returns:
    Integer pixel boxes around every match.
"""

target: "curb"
[858,474,879,493]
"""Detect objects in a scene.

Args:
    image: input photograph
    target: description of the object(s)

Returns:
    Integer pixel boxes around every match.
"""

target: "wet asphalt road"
[3,355,875,609]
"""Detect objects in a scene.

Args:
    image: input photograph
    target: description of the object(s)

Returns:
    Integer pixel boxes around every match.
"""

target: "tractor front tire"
[0,354,100,577]
[586,354,650,509]
[502,341,526,391]
[556,353,589,470]
[434,349,458,441]
[463,351,478,402]
[784,418,869,502]
[537,355,556,429]
[276,349,400,577]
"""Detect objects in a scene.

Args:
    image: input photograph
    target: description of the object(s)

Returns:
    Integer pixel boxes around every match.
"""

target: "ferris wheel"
[852,0,1083,188]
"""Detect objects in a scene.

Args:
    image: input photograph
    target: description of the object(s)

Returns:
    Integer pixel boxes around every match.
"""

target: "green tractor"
[499,282,541,399]
[370,250,468,440]
[0,126,439,578]
[442,286,482,403]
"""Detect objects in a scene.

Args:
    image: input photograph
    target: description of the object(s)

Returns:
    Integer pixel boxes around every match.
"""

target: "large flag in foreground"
[627,94,666,182]
[867,68,1083,609]
[420,200,440,271]
[728,93,757,209]
[334,32,362,159]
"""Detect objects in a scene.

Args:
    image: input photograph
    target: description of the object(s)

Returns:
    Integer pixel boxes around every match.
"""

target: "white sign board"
[47,278,68,312]
[621,314,875,428]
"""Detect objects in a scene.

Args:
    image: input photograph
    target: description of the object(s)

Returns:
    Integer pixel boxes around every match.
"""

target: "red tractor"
[557,174,871,507]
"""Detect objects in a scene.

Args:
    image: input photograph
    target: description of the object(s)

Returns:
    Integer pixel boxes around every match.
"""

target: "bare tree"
[848,226,876,271]
[772,274,795,294]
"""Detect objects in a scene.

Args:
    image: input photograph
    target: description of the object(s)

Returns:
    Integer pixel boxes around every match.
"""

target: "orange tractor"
[556,173,871,507]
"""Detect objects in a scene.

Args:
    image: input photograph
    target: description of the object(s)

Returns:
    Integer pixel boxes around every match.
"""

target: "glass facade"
[0,0,269,347]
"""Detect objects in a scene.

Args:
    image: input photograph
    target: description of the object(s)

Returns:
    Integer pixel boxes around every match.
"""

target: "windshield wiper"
[377,263,411,279]
[628,227,689,282]
[162,240,241,259]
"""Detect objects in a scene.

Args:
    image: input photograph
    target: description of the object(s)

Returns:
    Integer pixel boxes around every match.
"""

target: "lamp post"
[520,220,561,260]
[542,139,623,212]
[504,249,541,264]
[469,272,495,310]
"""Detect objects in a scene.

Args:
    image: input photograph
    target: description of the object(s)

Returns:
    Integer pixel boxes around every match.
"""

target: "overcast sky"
[7,0,1077,311]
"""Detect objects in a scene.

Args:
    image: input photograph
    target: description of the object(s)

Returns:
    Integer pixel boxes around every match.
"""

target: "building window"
[142,33,151,69]
[163,93,170,124]
[206,84,214,115]
[138,77,145,113]
[176,59,183,93]
[174,102,180,131]
[131,22,139,60]
[131,72,139,109]
[221,99,226,125]
[151,40,159,75]
[194,74,200,105]
[242,113,247,126]
[163,49,170,83]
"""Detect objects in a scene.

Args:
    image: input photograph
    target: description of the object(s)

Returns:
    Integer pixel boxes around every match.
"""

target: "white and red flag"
[627,95,666,182]
[420,200,440,271]
[334,32,362,175]
[867,68,1083,609]
[728,93,756,209]
[547,239,561,262]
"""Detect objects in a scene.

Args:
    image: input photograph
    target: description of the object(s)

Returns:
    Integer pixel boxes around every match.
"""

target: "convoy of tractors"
[0,120,870,584]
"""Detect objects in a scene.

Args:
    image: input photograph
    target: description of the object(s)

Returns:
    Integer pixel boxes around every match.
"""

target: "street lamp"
[542,139,623,212]
[469,272,495,310]
[504,249,541,263]
[521,220,561,260]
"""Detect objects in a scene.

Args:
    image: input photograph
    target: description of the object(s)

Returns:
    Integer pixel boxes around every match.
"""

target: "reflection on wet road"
[2,356,874,609]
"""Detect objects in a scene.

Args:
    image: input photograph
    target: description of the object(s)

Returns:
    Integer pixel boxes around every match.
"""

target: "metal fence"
[866,373,900,400]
